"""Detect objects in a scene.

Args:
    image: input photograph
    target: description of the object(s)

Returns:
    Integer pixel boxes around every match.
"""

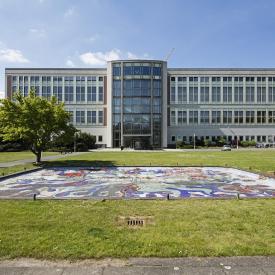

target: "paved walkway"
[0,152,90,168]
[0,256,274,274]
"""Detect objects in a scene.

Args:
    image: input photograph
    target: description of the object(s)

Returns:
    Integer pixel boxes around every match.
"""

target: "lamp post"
[74,132,77,153]
[193,133,196,150]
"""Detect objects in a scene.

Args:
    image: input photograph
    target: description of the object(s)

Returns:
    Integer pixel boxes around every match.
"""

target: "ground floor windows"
[170,135,275,144]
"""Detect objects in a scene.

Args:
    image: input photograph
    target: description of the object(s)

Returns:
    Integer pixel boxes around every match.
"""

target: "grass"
[47,150,275,174]
[1,150,275,177]
[0,150,275,259]
[0,199,274,259]
[0,151,58,163]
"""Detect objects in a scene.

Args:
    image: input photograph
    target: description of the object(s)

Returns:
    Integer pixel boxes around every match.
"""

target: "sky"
[1,0,275,98]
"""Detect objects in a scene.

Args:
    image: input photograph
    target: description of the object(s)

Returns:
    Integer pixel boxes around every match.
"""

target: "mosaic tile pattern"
[0,167,275,199]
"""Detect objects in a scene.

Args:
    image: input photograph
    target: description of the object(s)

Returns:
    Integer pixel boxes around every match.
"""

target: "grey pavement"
[0,256,274,275]
[0,152,90,168]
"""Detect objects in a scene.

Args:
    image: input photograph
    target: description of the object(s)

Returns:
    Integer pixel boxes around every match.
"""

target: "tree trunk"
[35,150,42,164]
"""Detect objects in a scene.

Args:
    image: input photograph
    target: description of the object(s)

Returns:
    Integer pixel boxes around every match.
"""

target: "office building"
[5,61,275,148]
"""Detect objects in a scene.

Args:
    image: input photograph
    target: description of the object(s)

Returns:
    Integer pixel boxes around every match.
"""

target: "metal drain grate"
[117,216,154,228]
[127,219,144,226]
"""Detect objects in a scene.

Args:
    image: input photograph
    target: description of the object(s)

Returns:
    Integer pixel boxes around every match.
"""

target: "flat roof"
[5,68,106,71]
[168,68,275,71]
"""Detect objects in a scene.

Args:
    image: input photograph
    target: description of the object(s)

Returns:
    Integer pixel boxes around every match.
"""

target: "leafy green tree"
[0,90,77,163]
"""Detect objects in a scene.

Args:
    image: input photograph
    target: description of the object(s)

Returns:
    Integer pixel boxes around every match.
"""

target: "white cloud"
[80,49,122,66]
[0,49,29,63]
[66,59,75,67]
[29,28,46,38]
[79,49,151,66]
[64,7,76,18]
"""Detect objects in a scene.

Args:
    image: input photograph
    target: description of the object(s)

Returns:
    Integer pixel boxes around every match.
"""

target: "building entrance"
[124,136,151,149]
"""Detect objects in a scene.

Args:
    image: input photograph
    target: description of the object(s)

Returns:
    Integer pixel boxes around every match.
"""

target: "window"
[189,110,198,124]
[153,67,161,76]
[178,77,187,82]
[177,110,187,125]
[223,77,232,82]
[113,67,121,76]
[76,110,85,124]
[234,87,243,103]
[212,77,221,82]
[87,86,96,102]
[200,77,209,83]
[98,110,103,124]
[246,111,255,123]
[53,86,63,102]
[171,136,176,142]
[113,80,121,96]
[171,110,176,125]
[170,77,175,82]
[153,80,161,96]
[212,87,221,102]
[257,111,266,124]
[65,86,74,102]
[257,87,266,103]
[178,86,187,103]
[211,110,221,124]
[42,86,51,99]
[200,87,209,103]
[246,86,254,103]
[98,86,103,102]
[246,77,254,82]
[98,135,103,142]
[268,111,275,124]
[269,87,275,102]
[170,87,176,103]
[189,87,198,103]
[223,111,232,124]
[223,87,232,103]
[87,110,97,124]
[189,77,198,82]
[76,86,85,102]
[200,111,209,124]
[98,76,103,82]
[257,77,266,82]
[234,77,243,82]
[234,111,243,124]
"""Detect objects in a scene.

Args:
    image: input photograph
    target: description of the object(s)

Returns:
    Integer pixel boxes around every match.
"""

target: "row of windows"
[170,86,275,103]
[67,110,104,125]
[170,110,275,125]
[113,65,162,76]
[113,79,162,97]
[12,85,104,103]
[12,75,103,84]
[170,76,275,83]
[171,135,274,143]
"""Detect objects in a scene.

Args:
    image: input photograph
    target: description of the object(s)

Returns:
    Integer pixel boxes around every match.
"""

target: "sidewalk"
[0,152,90,168]
[0,256,274,274]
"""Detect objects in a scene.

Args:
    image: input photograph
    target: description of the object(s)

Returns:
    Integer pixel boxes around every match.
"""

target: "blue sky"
[1,0,275,97]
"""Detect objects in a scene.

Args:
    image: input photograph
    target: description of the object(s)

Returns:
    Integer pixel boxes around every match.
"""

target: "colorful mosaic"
[0,167,275,199]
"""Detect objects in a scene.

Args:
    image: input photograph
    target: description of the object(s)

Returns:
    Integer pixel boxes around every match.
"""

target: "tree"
[0,90,77,163]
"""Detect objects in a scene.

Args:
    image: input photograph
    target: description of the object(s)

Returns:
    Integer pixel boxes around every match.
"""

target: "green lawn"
[0,151,58,163]
[0,199,274,259]
[0,151,275,259]
[1,150,275,177]
[47,150,275,174]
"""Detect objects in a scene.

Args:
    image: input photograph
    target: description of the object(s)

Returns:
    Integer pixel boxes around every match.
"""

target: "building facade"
[5,61,275,148]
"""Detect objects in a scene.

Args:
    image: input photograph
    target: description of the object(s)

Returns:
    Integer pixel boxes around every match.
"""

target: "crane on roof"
[164,48,175,61]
